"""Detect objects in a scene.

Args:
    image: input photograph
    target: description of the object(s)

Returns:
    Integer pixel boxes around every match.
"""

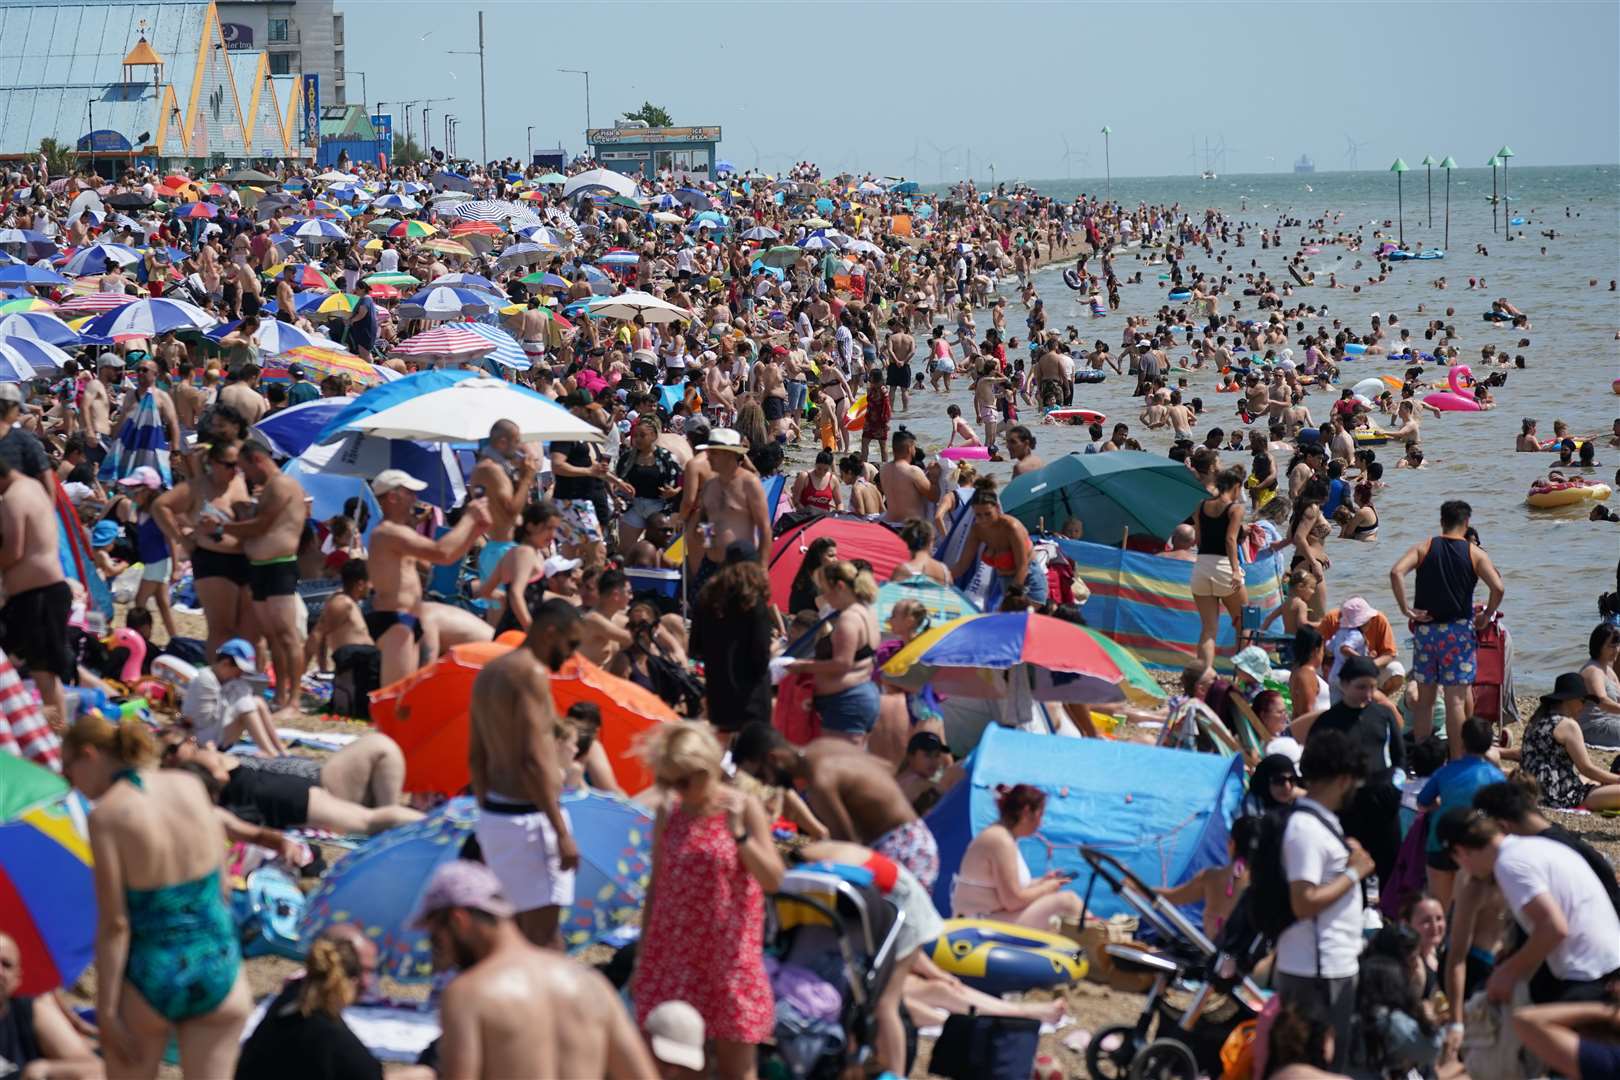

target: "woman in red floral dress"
[634,723,785,1080]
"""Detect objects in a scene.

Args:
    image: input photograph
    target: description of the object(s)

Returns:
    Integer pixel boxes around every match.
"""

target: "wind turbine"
[925,139,957,183]
[1060,135,1075,179]
[1344,134,1371,171]
[902,138,925,181]
[745,136,762,173]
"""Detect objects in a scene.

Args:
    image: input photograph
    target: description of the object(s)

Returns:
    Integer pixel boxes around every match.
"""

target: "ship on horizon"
[1294,154,1315,174]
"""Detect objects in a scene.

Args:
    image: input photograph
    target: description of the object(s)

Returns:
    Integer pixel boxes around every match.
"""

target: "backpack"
[1244,802,1348,943]
[330,645,381,719]
[642,646,705,716]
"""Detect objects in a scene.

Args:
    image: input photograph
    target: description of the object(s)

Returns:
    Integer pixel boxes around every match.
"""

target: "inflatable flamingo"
[1423,365,1481,412]
[106,627,147,684]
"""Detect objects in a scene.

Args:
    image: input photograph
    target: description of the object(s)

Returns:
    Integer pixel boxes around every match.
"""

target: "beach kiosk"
[587,122,721,182]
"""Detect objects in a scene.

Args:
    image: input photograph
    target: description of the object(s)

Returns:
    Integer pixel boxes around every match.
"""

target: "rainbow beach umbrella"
[274,345,383,387]
[0,757,94,995]
[882,611,1161,711]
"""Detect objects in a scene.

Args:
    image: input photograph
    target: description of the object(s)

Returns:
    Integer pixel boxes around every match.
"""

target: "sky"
[340,1,1620,180]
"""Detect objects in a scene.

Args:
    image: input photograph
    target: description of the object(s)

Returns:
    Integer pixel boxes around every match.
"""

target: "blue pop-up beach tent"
[923,727,1245,919]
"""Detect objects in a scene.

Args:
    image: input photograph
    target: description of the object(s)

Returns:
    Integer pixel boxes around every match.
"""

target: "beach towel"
[99,390,171,486]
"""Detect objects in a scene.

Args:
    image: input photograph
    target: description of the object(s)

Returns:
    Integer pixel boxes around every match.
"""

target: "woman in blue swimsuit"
[64,714,250,1079]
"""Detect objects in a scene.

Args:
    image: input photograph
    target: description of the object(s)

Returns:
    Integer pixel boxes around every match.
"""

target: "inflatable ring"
[1482,311,1512,322]
[1044,407,1106,426]
[1074,369,1107,384]
[1353,430,1391,446]
[1062,268,1084,291]
[929,918,1089,994]
[940,445,990,462]
[1343,342,1367,356]
[1526,483,1611,509]
[1167,289,1192,302]
[843,392,867,432]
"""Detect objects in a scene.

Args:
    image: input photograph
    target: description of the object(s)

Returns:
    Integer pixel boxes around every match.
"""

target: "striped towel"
[99,390,171,485]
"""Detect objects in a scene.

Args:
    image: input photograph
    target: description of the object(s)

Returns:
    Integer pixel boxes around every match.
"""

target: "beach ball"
[1031,1053,1063,1080]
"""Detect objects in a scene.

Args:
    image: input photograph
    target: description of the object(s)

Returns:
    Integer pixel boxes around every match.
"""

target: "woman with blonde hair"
[62,714,250,1078]
[786,560,882,742]
[234,935,382,1079]
[633,723,783,1080]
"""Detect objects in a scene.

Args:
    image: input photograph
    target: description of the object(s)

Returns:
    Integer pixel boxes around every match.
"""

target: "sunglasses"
[1270,774,1299,788]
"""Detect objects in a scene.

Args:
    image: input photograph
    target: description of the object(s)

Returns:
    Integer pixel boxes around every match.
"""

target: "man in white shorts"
[468,599,582,948]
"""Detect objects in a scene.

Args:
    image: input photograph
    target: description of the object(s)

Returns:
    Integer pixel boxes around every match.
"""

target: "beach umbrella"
[1389,158,1409,247]
[385,219,437,240]
[59,243,142,277]
[0,264,68,288]
[391,325,496,364]
[371,193,419,212]
[536,172,568,185]
[274,345,382,387]
[348,375,601,443]
[82,297,216,339]
[443,200,509,224]
[297,430,465,509]
[0,753,66,820]
[0,230,57,259]
[517,225,571,248]
[206,318,322,355]
[264,263,338,290]
[363,271,422,288]
[741,225,779,241]
[0,343,38,381]
[427,272,503,296]
[767,515,909,610]
[0,311,83,347]
[584,290,692,324]
[760,244,803,269]
[175,200,217,220]
[0,337,69,375]
[801,235,837,253]
[876,576,980,631]
[224,167,278,184]
[1440,155,1457,250]
[0,297,55,315]
[366,217,401,235]
[1497,145,1515,239]
[292,291,360,317]
[516,270,569,291]
[447,220,504,240]
[252,395,355,457]
[54,292,135,316]
[443,320,530,370]
[421,238,474,258]
[315,368,481,444]
[299,790,652,978]
[282,218,348,243]
[493,242,549,269]
[597,249,639,268]
[375,643,672,797]
[563,168,639,200]
[396,285,501,321]
[999,450,1209,546]
[0,775,94,995]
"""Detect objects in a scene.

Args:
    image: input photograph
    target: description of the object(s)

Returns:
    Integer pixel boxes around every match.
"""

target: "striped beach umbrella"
[206,318,322,355]
[427,272,503,296]
[82,297,217,339]
[0,771,94,995]
[0,336,69,375]
[364,271,422,288]
[392,325,496,363]
[175,201,218,219]
[276,345,383,388]
[421,238,473,258]
[448,220,503,239]
[283,218,348,242]
[0,341,39,381]
[396,285,501,321]
[54,292,137,316]
[371,193,420,212]
[443,321,530,370]
[293,291,360,316]
[60,243,143,277]
[0,312,77,345]
[387,219,438,240]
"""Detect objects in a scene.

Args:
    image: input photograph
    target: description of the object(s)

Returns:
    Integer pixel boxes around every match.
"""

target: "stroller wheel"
[1127,1037,1199,1080]
[1084,1024,1140,1080]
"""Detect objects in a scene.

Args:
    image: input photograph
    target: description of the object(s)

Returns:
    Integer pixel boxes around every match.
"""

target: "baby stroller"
[1077,848,1264,1080]
[762,864,909,1080]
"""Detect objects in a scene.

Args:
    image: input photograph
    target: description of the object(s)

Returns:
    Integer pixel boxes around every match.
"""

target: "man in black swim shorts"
[0,457,73,725]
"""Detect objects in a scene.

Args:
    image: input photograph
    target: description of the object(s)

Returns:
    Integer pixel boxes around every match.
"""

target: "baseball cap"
[371,469,428,496]
[116,466,164,490]
[644,1000,705,1071]
[906,731,947,756]
[1338,655,1380,683]
[97,351,125,369]
[217,638,257,673]
[542,555,583,577]
[288,363,307,379]
[408,860,516,929]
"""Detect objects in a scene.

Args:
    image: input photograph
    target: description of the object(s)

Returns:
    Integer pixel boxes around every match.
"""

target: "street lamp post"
[445,11,487,162]
[558,69,591,138]
[1100,125,1112,197]
[445,115,455,158]
[423,106,432,153]
[526,125,534,166]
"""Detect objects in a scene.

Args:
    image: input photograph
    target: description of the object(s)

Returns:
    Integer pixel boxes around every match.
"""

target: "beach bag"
[330,645,381,719]
[926,1012,1039,1080]
[1380,811,1430,920]
[1472,613,1508,726]
[774,672,820,745]
[1245,802,1347,943]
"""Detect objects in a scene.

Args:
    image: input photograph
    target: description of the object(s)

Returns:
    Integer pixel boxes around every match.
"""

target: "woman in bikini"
[791,450,842,513]
[152,438,255,656]
[1154,815,1256,939]
[784,560,882,743]
[1190,466,1249,669]
[950,784,1082,929]
[948,478,1047,605]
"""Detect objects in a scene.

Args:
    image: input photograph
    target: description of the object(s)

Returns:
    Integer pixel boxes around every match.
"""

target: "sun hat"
[408,860,516,928]
[371,469,427,496]
[217,638,257,674]
[1231,646,1272,683]
[698,427,746,454]
[90,520,120,548]
[644,1001,705,1071]
[1338,596,1376,630]
[1540,672,1594,706]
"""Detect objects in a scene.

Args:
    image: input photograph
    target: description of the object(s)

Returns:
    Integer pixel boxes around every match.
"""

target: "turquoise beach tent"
[923,727,1245,919]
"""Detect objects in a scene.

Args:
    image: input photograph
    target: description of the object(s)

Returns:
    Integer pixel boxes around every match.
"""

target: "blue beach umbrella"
[0,230,57,259]
[0,311,85,348]
[0,264,68,288]
[999,449,1209,546]
[60,243,142,277]
[281,218,348,242]
[205,318,322,355]
[876,576,980,631]
[252,396,354,457]
[314,368,481,444]
[396,285,502,321]
[299,793,652,981]
[428,272,504,296]
[0,341,39,381]
[82,297,216,338]
[0,336,69,375]
[371,193,420,212]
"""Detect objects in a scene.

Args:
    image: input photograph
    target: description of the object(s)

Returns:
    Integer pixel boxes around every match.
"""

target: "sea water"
[905,165,1619,681]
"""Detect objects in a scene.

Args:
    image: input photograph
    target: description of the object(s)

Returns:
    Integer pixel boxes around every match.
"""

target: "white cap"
[542,554,582,577]
[371,469,427,496]
[644,1001,705,1071]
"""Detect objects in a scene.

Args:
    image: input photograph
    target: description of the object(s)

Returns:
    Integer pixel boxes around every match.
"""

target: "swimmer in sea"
[1517,418,1541,452]
[1397,445,1427,470]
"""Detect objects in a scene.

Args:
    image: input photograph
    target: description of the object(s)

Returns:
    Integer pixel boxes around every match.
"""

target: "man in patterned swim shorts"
[1390,500,1506,755]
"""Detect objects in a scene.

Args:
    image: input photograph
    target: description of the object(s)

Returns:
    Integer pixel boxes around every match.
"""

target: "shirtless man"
[108,355,181,476]
[81,353,120,458]
[750,348,791,439]
[840,455,885,517]
[217,438,308,714]
[884,319,914,411]
[305,559,373,673]
[468,419,540,591]
[217,364,267,427]
[416,860,656,1080]
[692,429,770,585]
[172,360,206,439]
[878,429,941,526]
[366,470,491,688]
[763,734,942,889]
[1006,425,1045,477]
[468,600,582,947]
[578,567,632,668]
[515,299,552,366]
[0,458,71,725]
[1035,340,1070,407]
[971,362,1008,447]
[1385,400,1424,447]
